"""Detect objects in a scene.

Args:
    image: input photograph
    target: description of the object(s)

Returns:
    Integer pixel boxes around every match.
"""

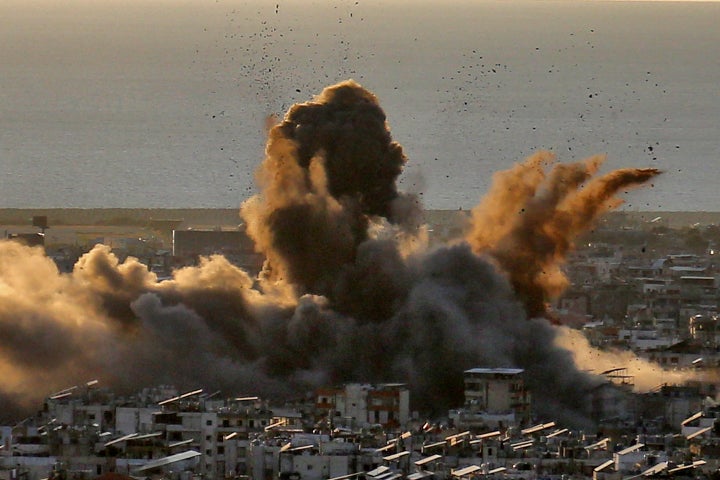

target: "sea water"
[1,0,718,211]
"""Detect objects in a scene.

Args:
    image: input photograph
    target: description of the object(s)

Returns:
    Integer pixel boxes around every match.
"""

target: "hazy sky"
[1,0,719,210]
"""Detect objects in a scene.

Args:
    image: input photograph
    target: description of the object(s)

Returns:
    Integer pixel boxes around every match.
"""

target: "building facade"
[315,384,410,430]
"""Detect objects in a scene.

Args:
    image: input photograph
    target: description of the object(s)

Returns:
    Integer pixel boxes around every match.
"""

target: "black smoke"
[0,81,662,427]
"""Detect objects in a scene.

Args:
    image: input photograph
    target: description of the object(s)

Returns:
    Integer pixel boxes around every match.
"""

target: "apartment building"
[315,384,410,430]
[450,368,531,429]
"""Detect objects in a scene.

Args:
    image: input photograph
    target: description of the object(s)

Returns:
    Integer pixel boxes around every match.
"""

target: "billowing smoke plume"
[0,80,666,427]
[466,152,661,318]
[241,80,420,300]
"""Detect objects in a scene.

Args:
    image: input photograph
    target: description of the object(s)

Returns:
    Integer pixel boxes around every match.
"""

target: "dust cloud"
[0,81,670,427]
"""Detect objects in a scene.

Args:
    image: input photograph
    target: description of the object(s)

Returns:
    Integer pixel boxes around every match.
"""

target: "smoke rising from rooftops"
[0,80,673,427]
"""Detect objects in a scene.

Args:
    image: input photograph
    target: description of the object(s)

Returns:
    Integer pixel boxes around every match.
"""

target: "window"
[206,419,213,426]
[217,446,225,455]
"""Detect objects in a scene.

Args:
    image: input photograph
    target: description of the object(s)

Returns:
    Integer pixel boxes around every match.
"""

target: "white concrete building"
[115,407,157,434]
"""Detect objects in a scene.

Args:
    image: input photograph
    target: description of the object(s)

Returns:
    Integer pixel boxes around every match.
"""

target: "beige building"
[315,383,410,430]
[460,368,531,428]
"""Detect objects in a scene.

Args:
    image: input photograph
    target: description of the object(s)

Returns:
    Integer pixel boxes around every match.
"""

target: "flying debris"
[240,79,417,302]
[0,80,663,427]
[466,153,661,319]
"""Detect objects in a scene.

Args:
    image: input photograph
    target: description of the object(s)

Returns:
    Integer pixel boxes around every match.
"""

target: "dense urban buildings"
[2,209,720,479]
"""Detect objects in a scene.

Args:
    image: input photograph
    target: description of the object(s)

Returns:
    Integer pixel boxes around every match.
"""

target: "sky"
[1,0,719,210]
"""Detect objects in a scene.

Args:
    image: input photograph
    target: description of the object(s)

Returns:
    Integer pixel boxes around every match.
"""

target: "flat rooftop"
[464,368,524,375]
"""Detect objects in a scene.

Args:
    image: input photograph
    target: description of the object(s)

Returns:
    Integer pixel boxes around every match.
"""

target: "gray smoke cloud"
[0,81,661,427]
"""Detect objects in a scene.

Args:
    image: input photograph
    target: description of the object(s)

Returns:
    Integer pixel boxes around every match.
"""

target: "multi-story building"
[0,387,295,480]
[315,383,410,430]
[456,368,531,429]
[150,394,276,479]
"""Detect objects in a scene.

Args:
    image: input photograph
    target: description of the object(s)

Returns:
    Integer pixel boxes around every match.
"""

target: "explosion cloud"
[0,80,670,427]
[466,153,661,318]
[240,80,419,300]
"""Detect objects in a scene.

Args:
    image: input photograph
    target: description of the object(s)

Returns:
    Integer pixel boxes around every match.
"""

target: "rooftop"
[464,368,524,375]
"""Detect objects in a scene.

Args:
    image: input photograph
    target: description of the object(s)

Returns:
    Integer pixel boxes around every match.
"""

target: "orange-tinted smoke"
[241,80,413,296]
[467,152,661,319]
[0,80,671,427]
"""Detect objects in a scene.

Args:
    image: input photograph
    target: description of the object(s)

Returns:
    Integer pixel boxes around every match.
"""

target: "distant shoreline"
[0,208,243,228]
[1,208,720,230]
